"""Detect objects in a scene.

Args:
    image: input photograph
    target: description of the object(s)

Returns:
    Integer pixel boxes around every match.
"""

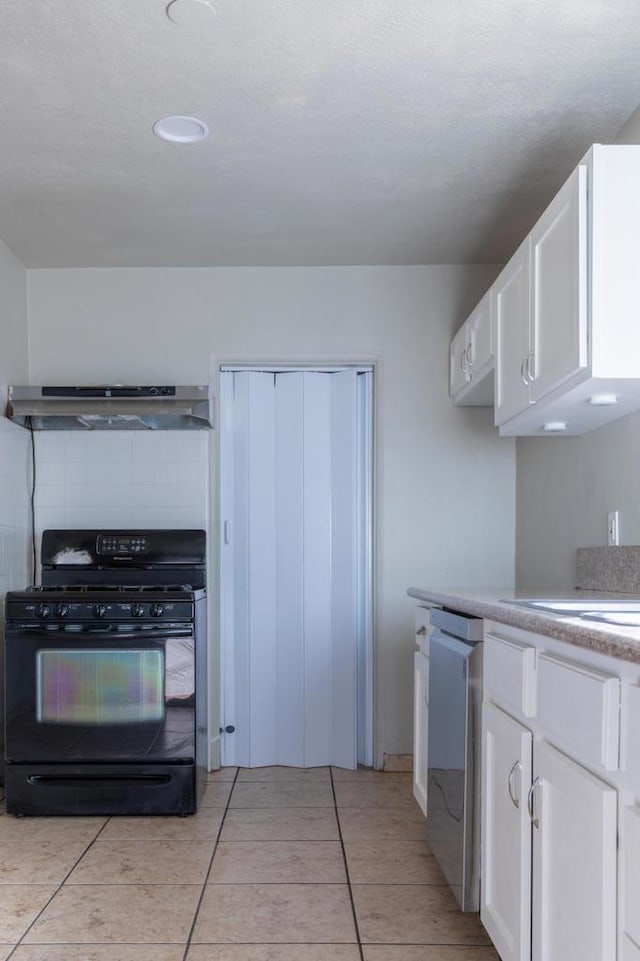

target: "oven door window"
[36,649,164,725]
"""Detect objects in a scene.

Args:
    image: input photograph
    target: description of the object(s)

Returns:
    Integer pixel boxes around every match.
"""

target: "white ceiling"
[1,0,639,268]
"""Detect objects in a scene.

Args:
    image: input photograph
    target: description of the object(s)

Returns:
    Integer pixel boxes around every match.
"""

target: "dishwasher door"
[426,629,482,911]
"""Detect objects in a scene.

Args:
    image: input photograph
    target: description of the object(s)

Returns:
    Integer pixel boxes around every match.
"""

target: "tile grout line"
[180,767,240,961]
[4,814,114,959]
[330,767,366,961]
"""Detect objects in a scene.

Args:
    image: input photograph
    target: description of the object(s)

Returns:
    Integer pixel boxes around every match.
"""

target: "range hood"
[7,386,214,430]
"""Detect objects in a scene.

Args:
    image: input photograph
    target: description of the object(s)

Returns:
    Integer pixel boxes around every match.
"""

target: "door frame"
[208,352,378,770]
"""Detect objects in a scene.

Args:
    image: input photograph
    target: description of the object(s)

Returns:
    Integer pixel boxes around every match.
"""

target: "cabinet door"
[493,239,532,426]
[467,289,493,381]
[622,803,640,954]
[530,164,588,402]
[450,322,471,398]
[531,740,617,961]
[481,702,532,961]
[413,650,429,815]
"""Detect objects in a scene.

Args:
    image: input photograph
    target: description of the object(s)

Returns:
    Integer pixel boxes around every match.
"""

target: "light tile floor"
[0,768,499,961]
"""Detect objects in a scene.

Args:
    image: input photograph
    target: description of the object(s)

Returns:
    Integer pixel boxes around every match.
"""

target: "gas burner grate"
[26,584,195,594]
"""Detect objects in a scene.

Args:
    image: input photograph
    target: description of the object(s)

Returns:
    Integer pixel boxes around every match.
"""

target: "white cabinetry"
[482,702,532,961]
[620,684,640,958]
[450,290,494,406]
[494,144,640,435]
[493,239,531,424]
[532,739,617,961]
[495,164,588,429]
[413,606,430,814]
[528,165,588,403]
[482,629,619,961]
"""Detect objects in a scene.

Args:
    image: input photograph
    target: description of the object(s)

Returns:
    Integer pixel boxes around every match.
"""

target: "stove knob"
[149,602,165,617]
[54,603,69,619]
[93,602,107,619]
[36,603,51,619]
[130,602,144,618]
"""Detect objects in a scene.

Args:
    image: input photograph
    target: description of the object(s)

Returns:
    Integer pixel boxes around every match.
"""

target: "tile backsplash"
[33,431,209,553]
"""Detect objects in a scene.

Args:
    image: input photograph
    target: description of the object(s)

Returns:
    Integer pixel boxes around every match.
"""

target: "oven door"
[4,625,196,764]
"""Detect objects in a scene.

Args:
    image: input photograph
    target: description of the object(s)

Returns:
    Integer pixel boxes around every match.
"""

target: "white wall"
[26,265,516,761]
[516,413,640,589]
[0,238,30,778]
[614,103,640,144]
[0,239,30,595]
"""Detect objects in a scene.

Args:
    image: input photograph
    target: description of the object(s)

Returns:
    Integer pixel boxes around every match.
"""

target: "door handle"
[507,760,521,809]
[416,626,427,636]
[527,776,542,828]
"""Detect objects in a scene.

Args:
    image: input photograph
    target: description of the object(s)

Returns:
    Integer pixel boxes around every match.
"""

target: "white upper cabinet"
[450,290,493,405]
[493,239,531,424]
[496,144,640,435]
[495,166,588,428]
[529,164,588,402]
[495,162,588,428]
[452,144,640,435]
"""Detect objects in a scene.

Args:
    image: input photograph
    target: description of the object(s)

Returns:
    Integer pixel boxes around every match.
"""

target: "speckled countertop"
[407,587,640,665]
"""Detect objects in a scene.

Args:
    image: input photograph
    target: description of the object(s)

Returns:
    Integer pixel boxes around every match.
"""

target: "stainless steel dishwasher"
[426,606,483,912]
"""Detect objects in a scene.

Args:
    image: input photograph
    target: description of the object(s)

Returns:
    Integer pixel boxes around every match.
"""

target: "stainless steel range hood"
[7,386,214,430]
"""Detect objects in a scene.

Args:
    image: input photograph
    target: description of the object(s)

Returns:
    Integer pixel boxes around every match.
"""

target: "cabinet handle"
[526,352,535,384]
[507,760,521,809]
[527,776,542,828]
[466,344,473,372]
[520,358,528,386]
[416,626,427,636]
[461,350,468,375]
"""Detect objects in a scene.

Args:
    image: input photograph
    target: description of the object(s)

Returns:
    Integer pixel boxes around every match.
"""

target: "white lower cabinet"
[482,629,620,961]
[413,649,429,814]
[532,739,617,961]
[622,804,640,958]
[481,702,532,961]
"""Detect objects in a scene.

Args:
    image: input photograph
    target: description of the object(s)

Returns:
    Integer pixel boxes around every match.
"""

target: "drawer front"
[623,805,640,955]
[484,632,537,717]
[415,606,431,655]
[537,652,620,771]
[621,682,640,793]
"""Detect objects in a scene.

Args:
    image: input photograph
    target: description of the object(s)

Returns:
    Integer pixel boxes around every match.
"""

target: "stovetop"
[25,584,196,593]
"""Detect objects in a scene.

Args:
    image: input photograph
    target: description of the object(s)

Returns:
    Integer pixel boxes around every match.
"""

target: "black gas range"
[3,529,208,817]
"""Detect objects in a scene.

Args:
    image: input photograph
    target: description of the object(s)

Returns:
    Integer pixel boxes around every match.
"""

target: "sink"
[580,611,640,626]
[500,597,640,627]
[501,598,640,614]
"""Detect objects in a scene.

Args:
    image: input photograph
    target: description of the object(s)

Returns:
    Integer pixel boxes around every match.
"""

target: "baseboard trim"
[382,753,412,772]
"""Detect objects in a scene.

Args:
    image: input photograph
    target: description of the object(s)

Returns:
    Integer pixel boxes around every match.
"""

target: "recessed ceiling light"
[166,0,216,26]
[153,116,209,144]
[542,421,568,432]
[588,393,618,406]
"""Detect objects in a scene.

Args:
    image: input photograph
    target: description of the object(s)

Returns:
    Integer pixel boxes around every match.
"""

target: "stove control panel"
[96,535,149,556]
[5,595,196,624]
